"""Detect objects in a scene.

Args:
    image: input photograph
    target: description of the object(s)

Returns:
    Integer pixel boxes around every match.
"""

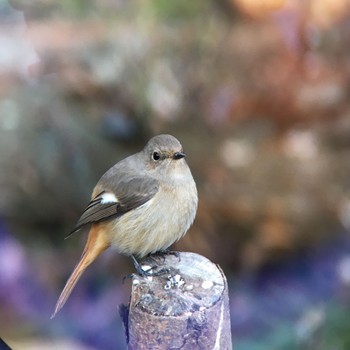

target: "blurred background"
[1,0,350,349]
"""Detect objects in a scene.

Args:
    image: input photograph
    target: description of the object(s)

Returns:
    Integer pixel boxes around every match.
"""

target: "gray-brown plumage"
[52,134,198,318]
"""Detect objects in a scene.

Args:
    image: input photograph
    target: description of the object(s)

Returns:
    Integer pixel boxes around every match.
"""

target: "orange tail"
[51,225,109,318]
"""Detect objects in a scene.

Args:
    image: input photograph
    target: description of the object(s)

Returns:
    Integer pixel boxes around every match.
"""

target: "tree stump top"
[131,252,225,317]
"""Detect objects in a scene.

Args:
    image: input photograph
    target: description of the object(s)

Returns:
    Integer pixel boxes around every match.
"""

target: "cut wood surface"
[124,252,232,350]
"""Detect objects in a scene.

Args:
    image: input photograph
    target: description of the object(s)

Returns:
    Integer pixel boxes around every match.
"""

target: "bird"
[51,134,198,318]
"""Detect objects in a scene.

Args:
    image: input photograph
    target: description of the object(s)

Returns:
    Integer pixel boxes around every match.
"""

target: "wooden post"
[121,252,232,350]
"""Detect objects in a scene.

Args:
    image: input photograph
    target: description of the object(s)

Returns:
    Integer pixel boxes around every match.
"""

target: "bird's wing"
[66,176,159,237]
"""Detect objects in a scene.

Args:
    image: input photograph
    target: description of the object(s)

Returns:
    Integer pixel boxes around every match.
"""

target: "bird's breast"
[103,179,197,257]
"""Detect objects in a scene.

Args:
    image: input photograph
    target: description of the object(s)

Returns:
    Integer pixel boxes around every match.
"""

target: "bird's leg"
[131,255,153,276]
[131,255,170,277]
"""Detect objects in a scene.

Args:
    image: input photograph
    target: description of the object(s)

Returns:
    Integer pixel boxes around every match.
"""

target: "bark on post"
[122,252,232,350]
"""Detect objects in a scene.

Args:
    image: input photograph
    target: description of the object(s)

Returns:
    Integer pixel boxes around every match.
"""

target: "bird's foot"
[131,254,170,278]
[146,249,180,264]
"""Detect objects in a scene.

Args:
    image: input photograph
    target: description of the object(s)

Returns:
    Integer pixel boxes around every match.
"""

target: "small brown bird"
[52,134,198,318]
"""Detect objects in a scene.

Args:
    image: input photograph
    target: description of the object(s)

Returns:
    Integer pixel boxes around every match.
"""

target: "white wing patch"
[100,192,118,204]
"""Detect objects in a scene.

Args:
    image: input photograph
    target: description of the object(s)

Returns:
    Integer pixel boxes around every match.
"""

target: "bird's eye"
[152,151,160,161]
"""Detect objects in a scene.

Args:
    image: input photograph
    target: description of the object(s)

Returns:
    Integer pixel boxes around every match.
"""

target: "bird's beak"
[173,152,186,159]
